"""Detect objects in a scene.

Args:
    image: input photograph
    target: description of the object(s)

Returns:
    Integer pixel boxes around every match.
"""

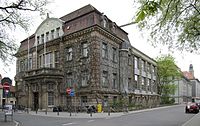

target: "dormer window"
[37,36,40,44]
[51,30,54,39]
[46,32,49,42]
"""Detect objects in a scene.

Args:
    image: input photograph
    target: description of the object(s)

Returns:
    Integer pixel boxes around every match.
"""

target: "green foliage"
[135,0,200,53]
[156,54,181,95]
[0,0,49,64]
[156,55,180,104]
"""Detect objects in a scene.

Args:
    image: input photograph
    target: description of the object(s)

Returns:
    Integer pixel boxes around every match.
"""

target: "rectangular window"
[141,60,145,71]
[48,92,54,106]
[112,47,117,62]
[134,57,139,69]
[134,75,138,88]
[39,55,43,68]
[41,34,44,43]
[81,70,88,86]
[112,73,117,89]
[66,47,72,61]
[152,66,156,75]
[102,43,108,59]
[48,83,54,91]
[28,57,32,70]
[82,43,88,57]
[147,63,150,73]
[142,77,145,90]
[45,52,53,68]
[46,32,49,42]
[51,30,55,39]
[102,71,108,87]
[56,27,60,38]
[37,36,40,44]
[66,73,73,88]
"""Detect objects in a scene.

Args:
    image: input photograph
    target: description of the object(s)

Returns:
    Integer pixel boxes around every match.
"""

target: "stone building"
[173,73,192,104]
[15,4,159,111]
[183,64,200,99]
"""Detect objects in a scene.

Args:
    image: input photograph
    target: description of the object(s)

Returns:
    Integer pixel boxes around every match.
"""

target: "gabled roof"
[183,71,195,80]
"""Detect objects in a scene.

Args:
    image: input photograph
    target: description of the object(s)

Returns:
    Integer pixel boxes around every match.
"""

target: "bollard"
[45,109,47,115]
[90,111,92,117]
[36,109,38,114]
[4,115,7,122]
[57,110,59,116]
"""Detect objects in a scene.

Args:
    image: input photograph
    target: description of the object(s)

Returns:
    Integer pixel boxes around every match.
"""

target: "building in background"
[15,4,159,111]
[183,64,200,99]
[173,73,192,104]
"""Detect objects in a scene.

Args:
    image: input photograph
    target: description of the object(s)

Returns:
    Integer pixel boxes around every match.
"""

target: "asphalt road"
[13,105,195,126]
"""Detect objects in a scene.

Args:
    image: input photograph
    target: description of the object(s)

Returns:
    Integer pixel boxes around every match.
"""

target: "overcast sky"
[1,0,200,84]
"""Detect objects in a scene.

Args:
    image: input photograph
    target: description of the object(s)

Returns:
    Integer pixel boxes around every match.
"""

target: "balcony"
[24,68,64,79]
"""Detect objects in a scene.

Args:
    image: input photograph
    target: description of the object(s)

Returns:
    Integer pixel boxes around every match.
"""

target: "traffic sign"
[66,88,71,95]
[69,90,75,96]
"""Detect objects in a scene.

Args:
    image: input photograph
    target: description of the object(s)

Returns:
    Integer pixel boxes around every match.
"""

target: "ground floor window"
[48,92,54,106]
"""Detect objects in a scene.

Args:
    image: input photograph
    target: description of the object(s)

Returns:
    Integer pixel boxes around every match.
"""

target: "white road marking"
[62,122,76,125]
[88,120,94,122]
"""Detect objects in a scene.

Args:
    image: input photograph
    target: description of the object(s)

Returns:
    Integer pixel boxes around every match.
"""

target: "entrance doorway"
[33,92,39,110]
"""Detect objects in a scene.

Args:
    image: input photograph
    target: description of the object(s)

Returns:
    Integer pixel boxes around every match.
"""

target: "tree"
[0,0,49,64]
[134,0,200,53]
[156,55,181,104]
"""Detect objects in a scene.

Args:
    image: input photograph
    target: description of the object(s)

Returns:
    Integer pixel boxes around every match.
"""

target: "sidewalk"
[21,104,183,119]
[182,112,200,126]
[0,114,17,126]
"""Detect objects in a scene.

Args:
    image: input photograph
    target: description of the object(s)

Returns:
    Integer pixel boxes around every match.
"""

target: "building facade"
[183,64,200,99]
[173,75,192,104]
[15,5,159,111]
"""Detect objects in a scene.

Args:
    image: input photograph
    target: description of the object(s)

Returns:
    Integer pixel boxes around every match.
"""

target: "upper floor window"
[102,43,108,59]
[141,77,145,86]
[81,70,88,87]
[41,34,44,43]
[37,36,40,44]
[48,83,54,91]
[51,30,55,39]
[112,73,117,89]
[141,60,145,71]
[147,63,150,73]
[66,47,72,61]
[45,52,53,68]
[112,47,117,62]
[56,27,60,38]
[152,66,156,75]
[66,73,73,88]
[46,32,49,42]
[102,71,108,87]
[82,42,88,57]
[28,57,32,70]
[134,57,139,69]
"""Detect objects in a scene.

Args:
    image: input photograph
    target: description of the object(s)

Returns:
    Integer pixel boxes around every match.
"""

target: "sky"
[0,0,200,84]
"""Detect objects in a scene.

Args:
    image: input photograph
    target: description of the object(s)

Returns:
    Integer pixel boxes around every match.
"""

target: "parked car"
[185,102,199,113]
[53,106,62,112]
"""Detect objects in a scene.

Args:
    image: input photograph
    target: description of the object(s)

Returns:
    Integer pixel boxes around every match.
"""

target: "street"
[5,105,195,126]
